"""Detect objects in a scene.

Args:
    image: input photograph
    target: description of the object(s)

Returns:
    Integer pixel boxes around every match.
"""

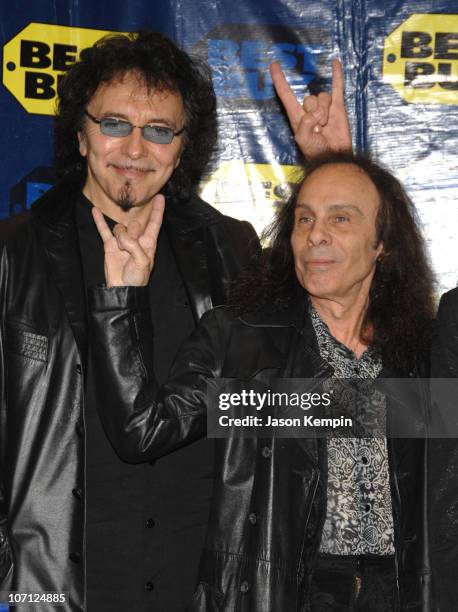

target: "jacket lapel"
[280,320,331,471]
[240,298,332,470]
[167,225,213,321]
[164,194,222,322]
[31,180,88,363]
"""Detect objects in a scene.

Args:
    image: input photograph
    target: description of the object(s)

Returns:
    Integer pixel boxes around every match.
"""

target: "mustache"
[302,250,341,262]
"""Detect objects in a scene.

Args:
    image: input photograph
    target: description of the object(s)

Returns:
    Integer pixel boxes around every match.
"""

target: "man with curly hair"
[0,30,260,611]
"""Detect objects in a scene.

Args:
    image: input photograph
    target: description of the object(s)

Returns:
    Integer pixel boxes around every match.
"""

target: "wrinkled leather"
[0,178,258,611]
[429,288,458,612]
[89,290,433,611]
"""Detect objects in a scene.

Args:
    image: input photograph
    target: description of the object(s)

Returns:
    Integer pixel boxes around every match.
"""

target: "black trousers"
[310,554,398,612]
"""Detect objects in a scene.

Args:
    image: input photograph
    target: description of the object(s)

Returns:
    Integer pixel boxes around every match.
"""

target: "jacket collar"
[236,293,332,379]
[238,290,314,332]
[164,193,223,321]
[31,175,80,227]
[164,192,223,234]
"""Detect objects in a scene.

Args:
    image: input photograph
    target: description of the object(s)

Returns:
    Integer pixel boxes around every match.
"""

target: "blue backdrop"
[1,1,457,293]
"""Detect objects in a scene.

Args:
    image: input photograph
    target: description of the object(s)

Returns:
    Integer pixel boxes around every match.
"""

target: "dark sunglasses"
[84,110,185,144]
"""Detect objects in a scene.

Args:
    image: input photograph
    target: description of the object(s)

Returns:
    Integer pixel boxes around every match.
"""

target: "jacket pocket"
[187,582,224,611]
[5,324,49,421]
[6,325,48,363]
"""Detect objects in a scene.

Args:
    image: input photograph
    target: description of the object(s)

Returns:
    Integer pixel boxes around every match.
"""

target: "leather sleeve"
[88,285,225,463]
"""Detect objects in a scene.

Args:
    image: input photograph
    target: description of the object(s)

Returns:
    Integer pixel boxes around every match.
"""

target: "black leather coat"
[0,178,258,611]
[429,287,458,612]
[89,288,433,611]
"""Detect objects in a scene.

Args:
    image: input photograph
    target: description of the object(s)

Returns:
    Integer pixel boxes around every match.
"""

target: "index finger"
[331,58,345,104]
[269,61,303,126]
[92,206,114,244]
[142,194,165,245]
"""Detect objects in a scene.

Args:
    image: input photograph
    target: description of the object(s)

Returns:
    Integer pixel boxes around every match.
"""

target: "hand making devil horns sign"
[270,58,352,158]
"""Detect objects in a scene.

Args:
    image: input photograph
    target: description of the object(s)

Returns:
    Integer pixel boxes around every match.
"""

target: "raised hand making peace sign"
[92,194,165,287]
[270,58,352,159]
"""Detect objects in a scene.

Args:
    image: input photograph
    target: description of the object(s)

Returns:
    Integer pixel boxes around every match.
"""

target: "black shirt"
[76,193,213,611]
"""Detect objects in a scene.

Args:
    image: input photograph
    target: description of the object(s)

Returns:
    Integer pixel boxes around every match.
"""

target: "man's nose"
[307,219,331,246]
[122,126,147,159]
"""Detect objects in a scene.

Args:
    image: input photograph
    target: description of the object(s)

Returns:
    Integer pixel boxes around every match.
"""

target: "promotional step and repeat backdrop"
[1,1,457,294]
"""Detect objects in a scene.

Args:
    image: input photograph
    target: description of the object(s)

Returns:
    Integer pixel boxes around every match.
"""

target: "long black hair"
[54,30,216,199]
[230,151,436,370]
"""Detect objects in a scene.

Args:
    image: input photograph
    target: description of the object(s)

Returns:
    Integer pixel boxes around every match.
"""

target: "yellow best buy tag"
[3,23,127,115]
[383,13,458,105]
[199,161,303,236]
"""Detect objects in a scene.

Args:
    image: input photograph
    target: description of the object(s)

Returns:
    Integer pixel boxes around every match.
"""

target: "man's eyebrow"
[295,203,364,216]
[328,204,364,216]
[295,203,313,212]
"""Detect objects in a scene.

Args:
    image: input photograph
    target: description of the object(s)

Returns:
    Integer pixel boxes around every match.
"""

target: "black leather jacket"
[0,178,258,611]
[89,288,433,611]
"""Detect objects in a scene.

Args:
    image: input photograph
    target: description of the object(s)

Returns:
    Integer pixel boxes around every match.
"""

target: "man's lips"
[109,164,154,178]
[304,259,335,266]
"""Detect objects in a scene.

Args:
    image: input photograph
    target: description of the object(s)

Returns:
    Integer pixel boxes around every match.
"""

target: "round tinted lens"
[143,125,174,144]
[100,118,133,137]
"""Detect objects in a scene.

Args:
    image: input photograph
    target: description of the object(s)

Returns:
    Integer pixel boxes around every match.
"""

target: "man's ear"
[174,141,185,170]
[376,241,385,260]
[78,131,87,157]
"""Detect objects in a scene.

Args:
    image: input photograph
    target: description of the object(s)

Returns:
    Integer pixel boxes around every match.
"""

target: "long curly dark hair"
[54,30,216,199]
[230,151,436,370]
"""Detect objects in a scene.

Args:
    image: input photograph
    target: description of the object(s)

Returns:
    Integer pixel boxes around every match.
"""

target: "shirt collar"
[309,302,382,378]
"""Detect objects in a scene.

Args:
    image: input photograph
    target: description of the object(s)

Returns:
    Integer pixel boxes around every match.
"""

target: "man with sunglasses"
[0,29,350,612]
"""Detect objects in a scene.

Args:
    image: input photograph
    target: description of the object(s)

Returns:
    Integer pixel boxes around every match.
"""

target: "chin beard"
[116,182,136,212]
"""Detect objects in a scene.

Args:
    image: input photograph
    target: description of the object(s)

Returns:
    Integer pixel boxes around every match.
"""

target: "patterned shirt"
[310,305,395,556]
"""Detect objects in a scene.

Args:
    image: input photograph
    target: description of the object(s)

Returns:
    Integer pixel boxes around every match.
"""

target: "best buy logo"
[383,14,458,105]
[3,23,126,115]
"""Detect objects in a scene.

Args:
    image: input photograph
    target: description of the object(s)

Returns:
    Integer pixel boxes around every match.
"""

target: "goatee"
[116,182,135,212]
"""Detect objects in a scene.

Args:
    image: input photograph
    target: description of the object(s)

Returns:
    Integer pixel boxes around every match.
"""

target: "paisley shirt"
[310,305,396,556]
